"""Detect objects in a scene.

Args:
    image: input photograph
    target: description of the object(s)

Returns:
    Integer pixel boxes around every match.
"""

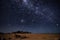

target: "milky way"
[0,0,60,33]
[12,0,57,25]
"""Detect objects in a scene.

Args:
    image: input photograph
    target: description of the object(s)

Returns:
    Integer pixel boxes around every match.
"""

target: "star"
[32,20,34,22]
[21,19,24,23]
[56,24,59,27]
[36,7,39,9]
[35,7,39,14]
[23,0,27,3]
[23,0,28,5]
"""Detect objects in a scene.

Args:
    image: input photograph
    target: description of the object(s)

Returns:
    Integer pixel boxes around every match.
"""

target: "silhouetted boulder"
[15,35,21,38]
[15,35,28,39]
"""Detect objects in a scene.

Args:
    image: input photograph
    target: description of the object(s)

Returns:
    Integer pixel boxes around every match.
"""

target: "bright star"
[21,19,24,23]
[56,24,59,27]
[23,0,28,5]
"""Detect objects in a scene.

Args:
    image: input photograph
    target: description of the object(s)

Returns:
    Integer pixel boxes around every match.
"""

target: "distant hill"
[12,31,31,34]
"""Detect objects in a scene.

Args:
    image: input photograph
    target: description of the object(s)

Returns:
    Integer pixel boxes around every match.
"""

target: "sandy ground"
[14,33,60,40]
[0,33,60,40]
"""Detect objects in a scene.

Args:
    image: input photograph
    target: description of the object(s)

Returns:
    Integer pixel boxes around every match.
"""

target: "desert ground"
[0,33,60,40]
[15,33,60,40]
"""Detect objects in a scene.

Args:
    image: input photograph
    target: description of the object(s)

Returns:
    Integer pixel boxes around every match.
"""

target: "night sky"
[0,0,60,33]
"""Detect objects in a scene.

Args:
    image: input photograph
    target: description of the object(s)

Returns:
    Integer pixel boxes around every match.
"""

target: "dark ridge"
[12,31,31,34]
[0,32,4,34]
